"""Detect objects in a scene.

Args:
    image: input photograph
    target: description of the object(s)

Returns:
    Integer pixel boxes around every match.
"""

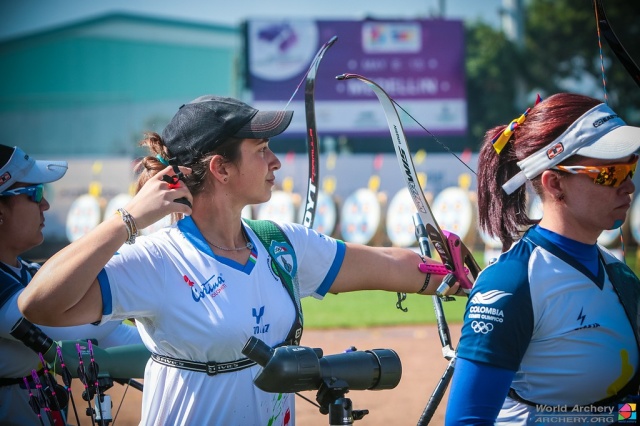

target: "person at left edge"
[0,144,142,426]
[17,95,460,425]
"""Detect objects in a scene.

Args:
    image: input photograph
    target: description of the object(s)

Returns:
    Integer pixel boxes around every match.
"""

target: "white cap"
[0,145,68,193]
[502,103,640,195]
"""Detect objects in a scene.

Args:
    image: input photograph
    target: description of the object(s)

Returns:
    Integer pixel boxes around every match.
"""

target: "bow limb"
[336,73,480,294]
[301,36,338,229]
[593,0,640,88]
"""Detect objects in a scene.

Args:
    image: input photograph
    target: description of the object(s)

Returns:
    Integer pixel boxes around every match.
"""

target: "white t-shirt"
[99,217,345,426]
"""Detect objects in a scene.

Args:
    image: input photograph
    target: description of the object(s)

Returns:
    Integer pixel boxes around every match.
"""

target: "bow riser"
[302,36,338,229]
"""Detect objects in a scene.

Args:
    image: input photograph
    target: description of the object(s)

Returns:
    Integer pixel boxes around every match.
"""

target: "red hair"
[476,93,601,250]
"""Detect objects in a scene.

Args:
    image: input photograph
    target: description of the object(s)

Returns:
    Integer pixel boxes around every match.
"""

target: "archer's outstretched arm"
[329,243,451,296]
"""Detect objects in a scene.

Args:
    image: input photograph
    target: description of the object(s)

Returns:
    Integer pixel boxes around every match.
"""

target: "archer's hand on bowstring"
[123,165,193,230]
[18,165,193,327]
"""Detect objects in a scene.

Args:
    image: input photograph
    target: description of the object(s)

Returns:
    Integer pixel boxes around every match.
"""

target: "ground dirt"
[71,324,460,426]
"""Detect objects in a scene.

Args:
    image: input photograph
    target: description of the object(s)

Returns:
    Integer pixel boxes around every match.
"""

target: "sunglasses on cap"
[0,184,45,203]
[552,154,638,187]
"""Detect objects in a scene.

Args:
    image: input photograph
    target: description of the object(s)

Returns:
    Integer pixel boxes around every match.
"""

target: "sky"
[0,0,503,41]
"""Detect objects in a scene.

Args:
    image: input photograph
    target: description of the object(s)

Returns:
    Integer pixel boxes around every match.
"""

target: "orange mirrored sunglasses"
[553,154,638,187]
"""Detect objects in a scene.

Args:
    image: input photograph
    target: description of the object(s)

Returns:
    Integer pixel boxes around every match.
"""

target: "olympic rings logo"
[471,321,494,334]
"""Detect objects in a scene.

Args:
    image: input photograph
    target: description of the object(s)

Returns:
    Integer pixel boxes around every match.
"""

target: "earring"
[0,218,3,225]
[224,177,228,182]
[555,193,565,202]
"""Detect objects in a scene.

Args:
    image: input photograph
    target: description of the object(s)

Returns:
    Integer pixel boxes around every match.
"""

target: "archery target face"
[104,193,133,219]
[527,194,543,220]
[257,190,296,222]
[66,194,101,242]
[297,190,337,235]
[340,188,381,244]
[432,187,473,241]
[386,188,418,247]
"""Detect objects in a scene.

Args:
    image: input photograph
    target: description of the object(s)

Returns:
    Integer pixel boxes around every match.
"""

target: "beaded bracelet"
[116,208,139,245]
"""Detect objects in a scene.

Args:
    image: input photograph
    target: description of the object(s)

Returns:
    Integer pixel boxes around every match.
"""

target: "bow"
[593,0,640,89]
[336,73,481,295]
[336,73,481,426]
[283,36,338,229]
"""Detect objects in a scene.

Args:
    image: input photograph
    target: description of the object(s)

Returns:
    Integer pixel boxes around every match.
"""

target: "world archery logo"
[617,403,636,423]
[269,241,297,277]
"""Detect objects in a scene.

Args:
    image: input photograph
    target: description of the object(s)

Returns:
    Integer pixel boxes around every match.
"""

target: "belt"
[151,353,256,376]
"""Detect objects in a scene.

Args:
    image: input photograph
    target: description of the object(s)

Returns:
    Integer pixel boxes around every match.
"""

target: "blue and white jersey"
[98,216,345,426]
[457,226,639,418]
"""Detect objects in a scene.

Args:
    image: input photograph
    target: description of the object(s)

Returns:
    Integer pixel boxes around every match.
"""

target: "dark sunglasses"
[0,184,45,203]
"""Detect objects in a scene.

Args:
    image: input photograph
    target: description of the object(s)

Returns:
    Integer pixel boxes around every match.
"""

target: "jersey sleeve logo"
[470,290,512,305]
[269,241,297,278]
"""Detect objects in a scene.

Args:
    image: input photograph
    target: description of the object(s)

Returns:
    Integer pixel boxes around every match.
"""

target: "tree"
[465,22,524,148]
[524,0,640,121]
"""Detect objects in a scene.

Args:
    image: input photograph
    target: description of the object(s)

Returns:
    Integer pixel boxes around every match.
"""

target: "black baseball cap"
[162,95,294,166]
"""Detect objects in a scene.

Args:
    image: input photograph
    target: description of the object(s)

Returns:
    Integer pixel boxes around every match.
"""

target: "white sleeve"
[274,221,345,298]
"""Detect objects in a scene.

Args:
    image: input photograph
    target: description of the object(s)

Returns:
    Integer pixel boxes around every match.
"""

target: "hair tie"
[492,94,543,154]
[156,154,170,166]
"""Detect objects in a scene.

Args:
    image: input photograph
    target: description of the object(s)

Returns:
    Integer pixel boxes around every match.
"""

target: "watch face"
[66,194,102,242]
[257,190,296,223]
[432,187,474,242]
[298,190,338,236]
[386,188,418,247]
[340,188,381,245]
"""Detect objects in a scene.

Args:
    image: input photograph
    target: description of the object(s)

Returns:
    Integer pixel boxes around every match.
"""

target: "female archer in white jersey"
[19,95,457,425]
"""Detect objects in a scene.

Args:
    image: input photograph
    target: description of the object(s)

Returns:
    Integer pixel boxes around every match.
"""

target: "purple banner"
[247,19,466,136]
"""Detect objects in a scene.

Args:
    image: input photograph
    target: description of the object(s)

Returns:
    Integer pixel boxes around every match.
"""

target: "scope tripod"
[315,378,369,425]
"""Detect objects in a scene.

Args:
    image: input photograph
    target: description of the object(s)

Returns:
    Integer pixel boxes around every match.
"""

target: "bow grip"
[435,230,481,296]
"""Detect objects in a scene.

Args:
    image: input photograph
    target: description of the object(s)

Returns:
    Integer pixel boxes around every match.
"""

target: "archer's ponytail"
[477,125,531,250]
